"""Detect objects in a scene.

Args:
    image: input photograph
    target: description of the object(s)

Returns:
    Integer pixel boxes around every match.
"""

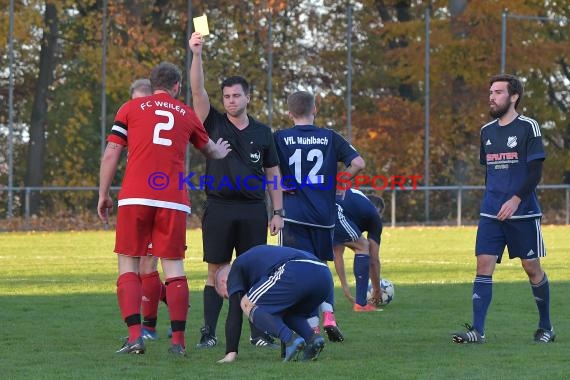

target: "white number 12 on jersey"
[289,148,324,184]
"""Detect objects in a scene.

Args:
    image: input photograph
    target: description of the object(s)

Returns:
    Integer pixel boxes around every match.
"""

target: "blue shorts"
[333,206,361,244]
[247,260,333,316]
[281,222,334,261]
[475,217,546,263]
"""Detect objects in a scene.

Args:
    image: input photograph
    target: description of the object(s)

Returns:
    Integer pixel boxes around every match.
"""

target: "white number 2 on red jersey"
[153,110,174,146]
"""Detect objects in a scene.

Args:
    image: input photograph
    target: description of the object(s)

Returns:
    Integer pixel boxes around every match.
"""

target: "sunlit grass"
[1,226,569,379]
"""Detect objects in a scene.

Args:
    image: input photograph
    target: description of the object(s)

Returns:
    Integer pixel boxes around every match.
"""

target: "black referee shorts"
[202,200,268,264]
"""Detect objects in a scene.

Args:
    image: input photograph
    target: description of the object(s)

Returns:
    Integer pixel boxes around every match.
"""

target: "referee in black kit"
[189,31,284,349]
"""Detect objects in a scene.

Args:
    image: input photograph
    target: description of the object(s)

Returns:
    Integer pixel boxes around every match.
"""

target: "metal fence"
[1,184,569,230]
[383,184,570,227]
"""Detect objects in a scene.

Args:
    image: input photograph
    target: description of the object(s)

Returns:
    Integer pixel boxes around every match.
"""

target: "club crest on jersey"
[507,136,517,148]
[250,151,261,163]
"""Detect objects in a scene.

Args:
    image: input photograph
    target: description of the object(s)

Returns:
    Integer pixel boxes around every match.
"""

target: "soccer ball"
[367,278,394,306]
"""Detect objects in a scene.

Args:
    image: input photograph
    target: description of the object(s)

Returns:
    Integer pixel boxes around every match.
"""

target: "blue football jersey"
[226,245,320,297]
[336,188,382,243]
[479,115,545,219]
[274,125,360,228]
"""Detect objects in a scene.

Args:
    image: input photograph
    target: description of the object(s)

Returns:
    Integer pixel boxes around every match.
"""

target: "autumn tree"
[1,0,568,223]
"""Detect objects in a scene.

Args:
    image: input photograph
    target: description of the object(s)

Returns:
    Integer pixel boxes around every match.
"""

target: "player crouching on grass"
[214,245,331,363]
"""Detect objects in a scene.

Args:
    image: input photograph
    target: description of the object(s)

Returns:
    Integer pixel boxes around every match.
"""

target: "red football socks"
[117,272,142,342]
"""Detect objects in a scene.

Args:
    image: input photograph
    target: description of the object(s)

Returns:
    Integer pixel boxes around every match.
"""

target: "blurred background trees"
[0,0,568,223]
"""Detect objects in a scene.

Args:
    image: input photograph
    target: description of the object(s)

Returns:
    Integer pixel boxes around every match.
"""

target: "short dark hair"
[287,91,315,118]
[489,74,524,109]
[150,62,181,92]
[221,75,250,94]
[130,78,151,97]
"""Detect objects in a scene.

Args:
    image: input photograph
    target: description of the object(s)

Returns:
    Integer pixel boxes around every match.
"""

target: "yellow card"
[193,15,210,36]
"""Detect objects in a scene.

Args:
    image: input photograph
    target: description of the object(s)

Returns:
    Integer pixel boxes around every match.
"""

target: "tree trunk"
[24,2,58,215]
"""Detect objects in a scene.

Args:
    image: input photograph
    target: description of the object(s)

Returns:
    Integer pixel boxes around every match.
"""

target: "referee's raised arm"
[189,32,210,122]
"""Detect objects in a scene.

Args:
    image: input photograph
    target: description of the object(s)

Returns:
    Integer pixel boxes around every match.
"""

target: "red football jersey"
[107,92,209,212]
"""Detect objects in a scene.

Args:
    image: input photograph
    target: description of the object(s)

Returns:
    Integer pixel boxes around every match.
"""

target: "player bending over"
[214,245,332,363]
[333,189,384,311]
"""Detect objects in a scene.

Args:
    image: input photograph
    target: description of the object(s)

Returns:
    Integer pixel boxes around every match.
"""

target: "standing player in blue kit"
[452,74,553,344]
[274,91,365,342]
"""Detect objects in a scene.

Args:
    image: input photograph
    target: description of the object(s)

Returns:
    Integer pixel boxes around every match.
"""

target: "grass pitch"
[1,226,569,379]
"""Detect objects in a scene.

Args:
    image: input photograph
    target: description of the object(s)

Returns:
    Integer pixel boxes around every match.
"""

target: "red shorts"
[114,205,187,259]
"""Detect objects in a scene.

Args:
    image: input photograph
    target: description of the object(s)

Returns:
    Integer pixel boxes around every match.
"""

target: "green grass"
[1,226,569,379]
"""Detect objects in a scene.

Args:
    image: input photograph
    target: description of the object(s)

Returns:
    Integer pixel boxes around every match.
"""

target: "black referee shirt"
[203,106,279,201]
